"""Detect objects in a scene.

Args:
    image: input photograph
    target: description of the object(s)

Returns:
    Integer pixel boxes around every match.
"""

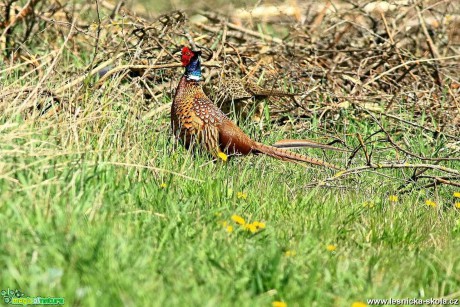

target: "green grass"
[1,77,459,307]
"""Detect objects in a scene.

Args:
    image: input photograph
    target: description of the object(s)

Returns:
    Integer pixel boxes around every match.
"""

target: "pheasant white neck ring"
[187,74,201,81]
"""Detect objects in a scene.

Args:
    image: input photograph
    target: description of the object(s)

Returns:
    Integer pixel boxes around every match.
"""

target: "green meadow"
[1,1,459,306]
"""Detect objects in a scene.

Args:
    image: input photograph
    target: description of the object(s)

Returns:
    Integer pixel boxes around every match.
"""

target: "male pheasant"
[171,46,341,170]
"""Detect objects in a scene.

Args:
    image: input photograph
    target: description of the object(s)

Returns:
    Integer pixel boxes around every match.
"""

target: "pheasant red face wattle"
[181,47,194,67]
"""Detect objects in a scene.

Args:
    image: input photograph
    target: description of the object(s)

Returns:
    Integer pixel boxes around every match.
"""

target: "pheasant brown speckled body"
[171,46,341,170]
[172,75,255,156]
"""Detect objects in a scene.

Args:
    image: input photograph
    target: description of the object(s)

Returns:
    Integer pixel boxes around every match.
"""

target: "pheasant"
[171,46,341,170]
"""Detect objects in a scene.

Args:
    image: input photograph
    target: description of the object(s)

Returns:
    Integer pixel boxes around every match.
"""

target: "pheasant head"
[181,46,202,81]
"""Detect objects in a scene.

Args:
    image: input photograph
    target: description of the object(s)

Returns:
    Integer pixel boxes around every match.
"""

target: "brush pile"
[1,0,459,188]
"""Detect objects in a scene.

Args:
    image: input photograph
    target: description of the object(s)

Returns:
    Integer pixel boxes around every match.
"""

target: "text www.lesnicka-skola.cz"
[367,298,459,305]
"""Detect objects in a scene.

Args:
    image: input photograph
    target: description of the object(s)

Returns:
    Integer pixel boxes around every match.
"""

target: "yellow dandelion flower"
[455,203,460,209]
[231,215,245,226]
[160,183,167,189]
[253,221,266,229]
[237,192,248,199]
[217,152,228,162]
[272,301,287,307]
[425,200,437,207]
[284,250,296,257]
[454,192,460,198]
[388,195,398,202]
[351,302,367,307]
[226,225,233,233]
[326,245,337,252]
[244,223,258,233]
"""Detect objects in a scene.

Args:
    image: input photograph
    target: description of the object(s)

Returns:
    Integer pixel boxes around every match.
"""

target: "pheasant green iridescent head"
[181,46,202,81]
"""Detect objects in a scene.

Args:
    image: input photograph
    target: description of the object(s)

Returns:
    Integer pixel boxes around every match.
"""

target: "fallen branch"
[306,163,460,188]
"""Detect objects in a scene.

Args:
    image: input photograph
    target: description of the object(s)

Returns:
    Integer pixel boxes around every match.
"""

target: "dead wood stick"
[361,55,460,89]
[415,5,441,61]
[419,177,460,189]
[433,177,460,188]
[415,5,443,87]
[380,12,418,83]
[304,163,460,188]
[212,22,227,61]
[0,0,42,32]
[183,27,199,52]
[366,109,460,141]
[226,22,283,44]
[197,10,284,45]
[96,61,221,85]
[364,109,460,161]
[357,133,371,165]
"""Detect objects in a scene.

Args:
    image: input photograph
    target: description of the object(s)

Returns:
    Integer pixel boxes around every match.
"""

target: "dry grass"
[1,0,459,188]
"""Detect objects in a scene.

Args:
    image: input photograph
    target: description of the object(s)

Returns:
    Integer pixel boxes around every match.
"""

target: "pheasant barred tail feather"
[273,139,350,152]
[253,143,342,170]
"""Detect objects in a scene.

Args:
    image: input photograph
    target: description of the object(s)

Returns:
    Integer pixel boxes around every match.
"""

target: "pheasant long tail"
[272,139,350,152]
[253,142,341,170]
